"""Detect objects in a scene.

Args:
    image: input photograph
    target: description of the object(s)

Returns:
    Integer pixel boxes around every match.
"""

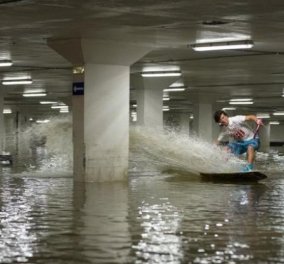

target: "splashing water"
[130,126,244,175]
[14,115,73,176]
[9,118,251,177]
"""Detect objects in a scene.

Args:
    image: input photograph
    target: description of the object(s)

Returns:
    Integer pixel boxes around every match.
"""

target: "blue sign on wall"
[73,82,84,95]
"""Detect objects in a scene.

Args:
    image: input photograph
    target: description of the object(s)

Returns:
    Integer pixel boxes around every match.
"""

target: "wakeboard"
[200,171,267,182]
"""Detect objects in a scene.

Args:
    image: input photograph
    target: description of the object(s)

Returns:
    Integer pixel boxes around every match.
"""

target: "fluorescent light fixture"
[40,101,58,104]
[163,87,185,92]
[3,109,12,114]
[222,107,236,111]
[73,66,84,74]
[51,104,67,109]
[191,40,254,51]
[163,106,170,111]
[2,77,32,85]
[229,101,253,105]
[163,97,170,101]
[0,60,12,67]
[273,112,284,116]
[230,98,252,102]
[23,93,46,97]
[36,119,50,124]
[269,121,280,125]
[170,81,185,87]
[131,111,137,122]
[257,113,270,119]
[141,71,181,77]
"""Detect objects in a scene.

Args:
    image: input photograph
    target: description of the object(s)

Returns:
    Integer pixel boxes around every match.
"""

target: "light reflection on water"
[0,168,284,263]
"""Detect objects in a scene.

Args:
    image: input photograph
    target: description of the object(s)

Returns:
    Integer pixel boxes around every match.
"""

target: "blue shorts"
[227,138,260,156]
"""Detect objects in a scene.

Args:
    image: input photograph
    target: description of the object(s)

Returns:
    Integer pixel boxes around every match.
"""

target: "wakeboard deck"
[200,171,267,182]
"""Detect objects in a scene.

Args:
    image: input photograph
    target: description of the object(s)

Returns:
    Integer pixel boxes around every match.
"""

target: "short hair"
[214,110,228,123]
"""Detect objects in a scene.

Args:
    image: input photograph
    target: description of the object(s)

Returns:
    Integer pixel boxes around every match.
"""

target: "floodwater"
[0,122,284,263]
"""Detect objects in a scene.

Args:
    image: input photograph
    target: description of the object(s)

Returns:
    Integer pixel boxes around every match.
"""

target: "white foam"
[14,115,73,176]
[130,126,244,174]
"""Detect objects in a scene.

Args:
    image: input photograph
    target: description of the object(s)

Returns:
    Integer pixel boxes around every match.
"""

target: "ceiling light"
[257,113,270,119]
[191,40,254,51]
[23,93,46,97]
[229,101,254,105]
[0,60,12,67]
[163,97,170,101]
[2,77,32,85]
[73,66,84,74]
[163,88,185,92]
[230,98,252,102]
[141,71,181,77]
[170,81,185,87]
[51,104,67,109]
[36,119,50,124]
[60,109,69,113]
[25,88,44,93]
[163,106,170,111]
[222,107,236,111]
[3,109,12,114]
[40,101,58,104]
[273,112,284,116]
[269,121,280,125]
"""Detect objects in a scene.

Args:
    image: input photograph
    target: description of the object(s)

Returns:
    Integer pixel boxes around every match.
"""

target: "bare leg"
[247,145,255,164]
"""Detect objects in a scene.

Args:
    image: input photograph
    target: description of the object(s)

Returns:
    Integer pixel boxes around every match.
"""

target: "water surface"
[0,166,284,263]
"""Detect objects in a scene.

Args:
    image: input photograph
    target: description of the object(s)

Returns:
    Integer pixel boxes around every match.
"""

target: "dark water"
[0,167,284,263]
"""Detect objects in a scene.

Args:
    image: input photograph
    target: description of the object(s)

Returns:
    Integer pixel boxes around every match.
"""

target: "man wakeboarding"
[214,110,263,172]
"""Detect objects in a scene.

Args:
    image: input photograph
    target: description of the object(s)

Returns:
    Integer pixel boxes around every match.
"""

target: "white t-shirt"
[217,115,254,141]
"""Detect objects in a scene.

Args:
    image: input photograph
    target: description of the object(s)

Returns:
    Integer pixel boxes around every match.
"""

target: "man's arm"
[245,115,263,125]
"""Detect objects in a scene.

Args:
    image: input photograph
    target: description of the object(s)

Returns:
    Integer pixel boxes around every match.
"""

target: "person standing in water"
[214,110,263,172]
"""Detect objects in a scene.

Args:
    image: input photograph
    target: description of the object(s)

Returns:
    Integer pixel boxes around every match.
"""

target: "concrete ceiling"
[1,0,284,121]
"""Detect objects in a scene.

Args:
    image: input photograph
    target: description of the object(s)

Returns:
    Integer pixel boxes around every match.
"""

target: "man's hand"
[256,118,263,126]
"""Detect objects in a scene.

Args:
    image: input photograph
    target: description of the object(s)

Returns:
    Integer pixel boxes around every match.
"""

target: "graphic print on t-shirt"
[230,128,245,139]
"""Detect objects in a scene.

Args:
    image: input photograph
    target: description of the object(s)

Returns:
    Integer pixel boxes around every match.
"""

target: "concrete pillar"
[193,103,214,142]
[72,73,84,181]
[84,63,130,181]
[0,89,4,153]
[49,38,151,182]
[163,112,190,135]
[179,113,190,135]
[258,121,270,152]
[132,74,178,128]
[4,113,17,153]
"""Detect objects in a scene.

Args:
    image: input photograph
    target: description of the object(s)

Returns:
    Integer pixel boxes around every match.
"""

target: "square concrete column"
[132,75,178,128]
[72,73,84,181]
[0,89,4,153]
[49,38,151,182]
[84,64,130,182]
[258,121,270,152]
[193,103,214,142]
